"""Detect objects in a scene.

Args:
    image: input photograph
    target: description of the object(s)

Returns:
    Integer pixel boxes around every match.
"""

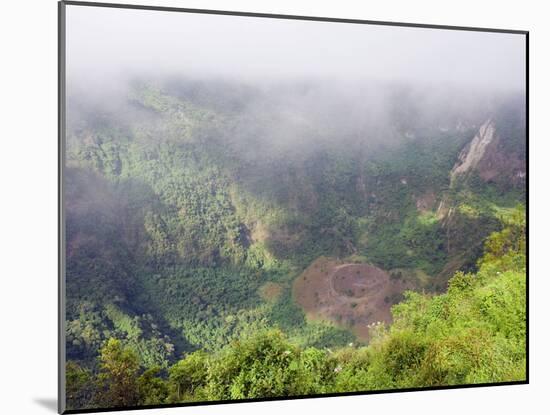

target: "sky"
[65,4,526,90]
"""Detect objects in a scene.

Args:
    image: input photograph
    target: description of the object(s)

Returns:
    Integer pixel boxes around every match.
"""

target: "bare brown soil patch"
[415,191,437,213]
[293,257,414,340]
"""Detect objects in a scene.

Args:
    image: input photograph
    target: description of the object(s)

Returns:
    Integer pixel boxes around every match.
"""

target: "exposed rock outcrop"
[449,118,525,186]
[435,117,525,279]
[450,119,496,184]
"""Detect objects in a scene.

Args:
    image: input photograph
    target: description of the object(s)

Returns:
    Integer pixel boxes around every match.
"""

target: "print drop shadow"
[34,398,57,412]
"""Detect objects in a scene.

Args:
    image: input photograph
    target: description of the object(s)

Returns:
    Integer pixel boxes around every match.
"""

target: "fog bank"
[66,4,526,91]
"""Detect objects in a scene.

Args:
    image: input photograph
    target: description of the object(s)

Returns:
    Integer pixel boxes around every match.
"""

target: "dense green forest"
[65,79,526,411]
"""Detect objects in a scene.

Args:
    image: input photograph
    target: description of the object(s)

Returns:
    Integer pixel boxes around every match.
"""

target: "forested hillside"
[64,79,526,411]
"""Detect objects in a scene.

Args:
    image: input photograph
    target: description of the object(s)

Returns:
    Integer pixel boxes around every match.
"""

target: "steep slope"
[450,119,496,183]
[434,104,526,283]
[450,118,526,186]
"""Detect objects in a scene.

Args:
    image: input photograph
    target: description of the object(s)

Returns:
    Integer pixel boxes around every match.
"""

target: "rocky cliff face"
[450,119,496,184]
[434,117,525,279]
[450,118,526,187]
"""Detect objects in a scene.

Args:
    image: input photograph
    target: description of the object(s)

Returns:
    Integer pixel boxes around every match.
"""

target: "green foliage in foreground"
[66,212,526,410]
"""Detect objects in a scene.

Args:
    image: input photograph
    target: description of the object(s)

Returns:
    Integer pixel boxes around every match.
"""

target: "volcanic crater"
[292,257,414,340]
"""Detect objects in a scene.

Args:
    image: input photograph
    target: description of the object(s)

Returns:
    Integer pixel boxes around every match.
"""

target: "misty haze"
[62,4,527,412]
